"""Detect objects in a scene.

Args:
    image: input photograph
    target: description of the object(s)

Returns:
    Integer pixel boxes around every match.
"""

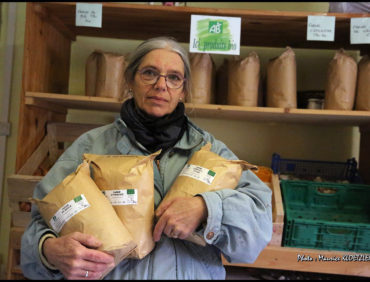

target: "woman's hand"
[153,196,208,241]
[42,232,115,280]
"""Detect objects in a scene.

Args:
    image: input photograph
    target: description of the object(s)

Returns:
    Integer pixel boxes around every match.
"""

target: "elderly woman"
[21,37,272,280]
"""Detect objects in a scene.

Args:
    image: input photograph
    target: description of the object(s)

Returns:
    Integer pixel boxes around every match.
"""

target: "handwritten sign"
[189,15,241,55]
[76,3,102,28]
[351,17,370,44]
[307,15,335,42]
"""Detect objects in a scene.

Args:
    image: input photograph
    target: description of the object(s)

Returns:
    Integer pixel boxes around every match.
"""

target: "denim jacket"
[21,117,272,280]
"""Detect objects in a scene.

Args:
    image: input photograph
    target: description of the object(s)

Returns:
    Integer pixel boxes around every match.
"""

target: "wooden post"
[15,2,72,172]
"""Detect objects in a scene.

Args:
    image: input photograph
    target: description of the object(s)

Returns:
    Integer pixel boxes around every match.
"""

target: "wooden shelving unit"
[26,91,370,126]
[7,2,370,279]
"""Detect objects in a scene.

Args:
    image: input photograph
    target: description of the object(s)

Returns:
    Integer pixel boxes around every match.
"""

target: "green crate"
[281,180,370,253]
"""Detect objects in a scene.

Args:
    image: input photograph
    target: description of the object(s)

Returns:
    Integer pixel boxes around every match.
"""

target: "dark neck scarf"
[120,98,187,157]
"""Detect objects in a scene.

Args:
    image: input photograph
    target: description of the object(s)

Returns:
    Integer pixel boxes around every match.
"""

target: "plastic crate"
[281,180,370,253]
[271,153,360,183]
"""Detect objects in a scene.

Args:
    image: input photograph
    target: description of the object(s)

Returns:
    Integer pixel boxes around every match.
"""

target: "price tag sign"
[76,3,102,28]
[307,15,335,41]
[189,15,241,55]
[351,18,370,44]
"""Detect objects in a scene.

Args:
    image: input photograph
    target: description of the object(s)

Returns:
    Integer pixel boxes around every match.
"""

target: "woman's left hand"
[153,196,208,241]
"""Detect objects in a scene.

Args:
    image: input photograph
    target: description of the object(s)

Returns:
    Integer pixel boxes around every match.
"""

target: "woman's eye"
[143,69,157,76]
[168,74,181,81]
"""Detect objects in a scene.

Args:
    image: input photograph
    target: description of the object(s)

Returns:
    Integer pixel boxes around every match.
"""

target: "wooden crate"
[6,122,100,279]
[266,174,284,246]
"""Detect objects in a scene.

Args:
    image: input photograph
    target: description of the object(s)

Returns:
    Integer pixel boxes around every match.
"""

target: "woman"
[21,37,272,280]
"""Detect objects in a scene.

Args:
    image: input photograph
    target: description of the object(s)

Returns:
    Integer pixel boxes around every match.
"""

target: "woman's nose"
[154,75,167,91]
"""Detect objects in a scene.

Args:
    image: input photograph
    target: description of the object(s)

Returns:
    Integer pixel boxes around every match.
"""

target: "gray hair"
[124,36,192,97]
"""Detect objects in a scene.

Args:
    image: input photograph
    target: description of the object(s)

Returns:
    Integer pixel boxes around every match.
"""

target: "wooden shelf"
[37,2,370,52]
[26,92,370,126]
[223,245,370,277]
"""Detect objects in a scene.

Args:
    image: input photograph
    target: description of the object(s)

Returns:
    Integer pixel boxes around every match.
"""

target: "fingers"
[71,232,102,249]
[155,198,174,218]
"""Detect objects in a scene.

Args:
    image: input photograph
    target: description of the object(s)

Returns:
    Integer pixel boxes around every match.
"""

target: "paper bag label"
[102,189,138,205]
[179,164,216,185]
[50,194,90,233]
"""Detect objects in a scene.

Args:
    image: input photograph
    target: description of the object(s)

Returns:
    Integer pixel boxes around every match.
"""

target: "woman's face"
[130,49,186,117]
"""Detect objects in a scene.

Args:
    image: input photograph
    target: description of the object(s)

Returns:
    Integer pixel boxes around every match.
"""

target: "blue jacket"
[21,117,272,280]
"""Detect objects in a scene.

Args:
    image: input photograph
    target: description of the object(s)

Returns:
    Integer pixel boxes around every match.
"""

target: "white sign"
[307,15,336,41]
[76,3,102,28]
[189,14,241,55]
[351,17,370,44]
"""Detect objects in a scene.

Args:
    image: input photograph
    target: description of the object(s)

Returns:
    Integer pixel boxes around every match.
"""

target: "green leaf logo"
[209,21,223,34]
[74,195,82,202]
[208,170,216,177]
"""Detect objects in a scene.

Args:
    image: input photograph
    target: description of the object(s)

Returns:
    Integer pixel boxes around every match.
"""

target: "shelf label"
[76,3,102,28]
[189,14,241,55]
[350,17,370,44]
[307,15,335,42]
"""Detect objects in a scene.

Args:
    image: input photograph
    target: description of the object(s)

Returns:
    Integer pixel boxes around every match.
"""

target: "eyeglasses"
[137,67,186,89]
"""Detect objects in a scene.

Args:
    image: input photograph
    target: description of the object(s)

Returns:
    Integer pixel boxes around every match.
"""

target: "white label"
[50,194,90,233]
[351,17,370,44]
[102,189,138,205]
[76,3,102,28]
[189,14,241,55]
[179,164,216,185]
[307,15,335,42]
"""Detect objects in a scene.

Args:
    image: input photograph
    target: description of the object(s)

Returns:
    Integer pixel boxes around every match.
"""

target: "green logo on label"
[194,18,235,52]
[208,170,216,177]
[74,195,82,202]
[127,189,135,195]
[209,21,223,34]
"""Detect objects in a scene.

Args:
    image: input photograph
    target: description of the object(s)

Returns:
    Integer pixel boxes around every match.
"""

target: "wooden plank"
[7,175,42,201]
[359,124,370,185]
[25,92,370,125]
[222,246,370,277]
[46,122,101,163]
[6,227,25,280]
[38,2,369,51]
[15,2,70,172]
[17,136,49,175]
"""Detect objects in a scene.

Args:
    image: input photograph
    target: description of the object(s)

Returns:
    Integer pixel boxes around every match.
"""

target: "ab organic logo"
[209,21,223,34]
[192,18,236,52]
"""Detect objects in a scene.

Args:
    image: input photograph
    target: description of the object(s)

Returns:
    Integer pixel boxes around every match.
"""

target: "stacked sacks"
[32,161,137,279]
[158,143,257,246]
[83,151,160,259]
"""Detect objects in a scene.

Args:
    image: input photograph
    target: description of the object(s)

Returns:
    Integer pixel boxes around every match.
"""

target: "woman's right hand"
[42,232,115,280]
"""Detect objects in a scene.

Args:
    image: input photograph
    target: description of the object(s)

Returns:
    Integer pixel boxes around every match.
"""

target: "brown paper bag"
[32,161,136,278]
[324,49,357,110]
[161,143,257,246]
[266,47,297,108]
[215,58,229,105]
[83,151,160,259]
[355,55,370,111]
[85,50,129,100]
[227,52,260,107]
[187,53,215,104]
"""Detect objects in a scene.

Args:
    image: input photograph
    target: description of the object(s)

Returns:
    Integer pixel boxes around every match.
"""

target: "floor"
[225,266,368,280]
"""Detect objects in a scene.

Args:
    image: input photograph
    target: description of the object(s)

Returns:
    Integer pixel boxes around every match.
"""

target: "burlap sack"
[161,143,257,246]
[227,52,260,107]
[215,58,228,105]
[266,47,297,108]
[187,53,215,104]
[324,49,357,110]
[32,161,136,278]
[355,55,370,111]
[85,50,129,100]
[83,151,160,260]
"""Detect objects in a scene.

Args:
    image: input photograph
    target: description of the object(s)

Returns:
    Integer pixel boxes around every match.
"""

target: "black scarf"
[120,98,187,157]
